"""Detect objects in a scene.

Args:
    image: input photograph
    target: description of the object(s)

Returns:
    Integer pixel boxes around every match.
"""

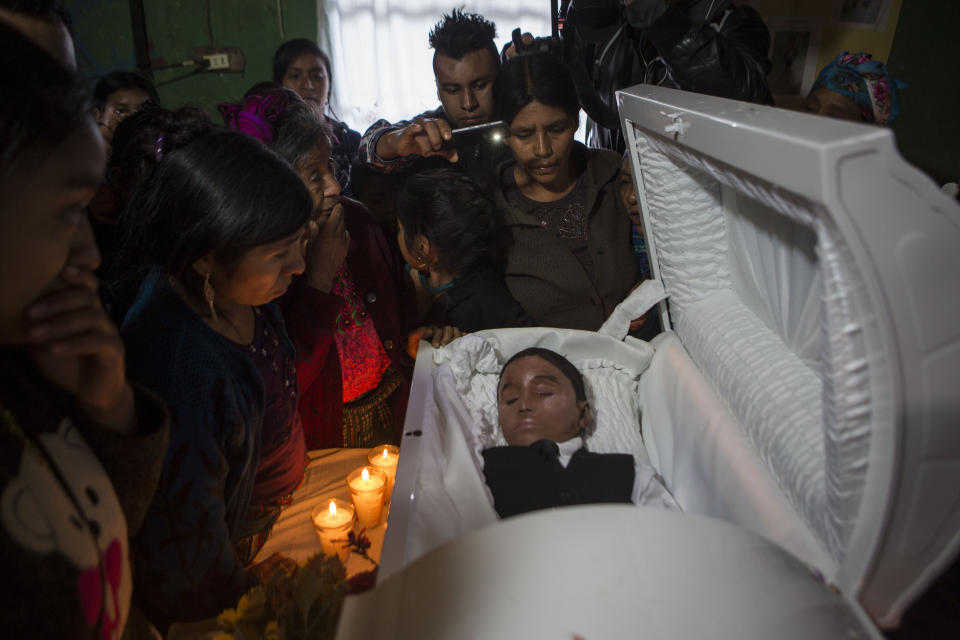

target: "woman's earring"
[203,273,218,321]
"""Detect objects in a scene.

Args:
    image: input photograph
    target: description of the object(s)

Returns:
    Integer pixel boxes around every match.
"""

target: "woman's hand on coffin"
[23,263,135,434]
[305,202,349,293]
[417,325,463,349]
[248,552,298,584]
[380,117,458,163]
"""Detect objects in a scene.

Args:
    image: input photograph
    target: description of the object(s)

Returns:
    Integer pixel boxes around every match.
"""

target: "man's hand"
[375,117,458,163]
[24,264,134,433]
[502,32,536,59]
[305,203,350,293]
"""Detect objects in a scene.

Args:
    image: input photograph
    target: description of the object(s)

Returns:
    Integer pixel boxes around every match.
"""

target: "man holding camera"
[358,9,512,185]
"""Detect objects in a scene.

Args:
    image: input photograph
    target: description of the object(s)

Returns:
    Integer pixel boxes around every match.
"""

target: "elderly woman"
[800,51,906,126]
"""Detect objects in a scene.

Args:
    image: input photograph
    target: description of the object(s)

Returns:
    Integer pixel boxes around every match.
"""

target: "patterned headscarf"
[217,91,292,143]
[811,52,906,125]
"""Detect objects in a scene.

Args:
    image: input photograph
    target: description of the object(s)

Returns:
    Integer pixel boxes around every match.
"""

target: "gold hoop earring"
[203,273,218,321]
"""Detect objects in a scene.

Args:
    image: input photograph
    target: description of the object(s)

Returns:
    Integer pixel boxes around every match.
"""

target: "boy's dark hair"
[499,347,587,403]
[493,51,580,125]
[93,70,160,109]
[0,20,87,183]
[122,129,312,283]
[272,38,332,90]
[428,8,498,64]
[395,167,496,276]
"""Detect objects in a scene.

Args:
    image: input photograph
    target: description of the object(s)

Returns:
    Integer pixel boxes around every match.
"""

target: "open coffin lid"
[335,87,960,638]
[617,85,960,626]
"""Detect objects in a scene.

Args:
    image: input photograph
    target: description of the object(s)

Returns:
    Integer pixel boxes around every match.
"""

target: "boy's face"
[433,48,497,129]
[498,355,587,447]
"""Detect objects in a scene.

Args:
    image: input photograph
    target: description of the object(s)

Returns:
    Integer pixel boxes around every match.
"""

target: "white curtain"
[317,0,553,133]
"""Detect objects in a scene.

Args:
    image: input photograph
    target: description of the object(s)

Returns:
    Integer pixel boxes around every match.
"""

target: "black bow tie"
[528,439,561,462]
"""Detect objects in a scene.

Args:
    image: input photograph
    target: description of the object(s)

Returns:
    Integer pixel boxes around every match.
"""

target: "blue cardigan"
[121,269,296,627]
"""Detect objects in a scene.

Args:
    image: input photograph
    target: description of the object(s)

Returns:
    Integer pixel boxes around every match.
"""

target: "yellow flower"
[264,620,280,640]
[216,608,239,629]
[236,587,267,621]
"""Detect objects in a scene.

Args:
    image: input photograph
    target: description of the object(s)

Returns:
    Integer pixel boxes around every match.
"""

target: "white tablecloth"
[253,448,388,576]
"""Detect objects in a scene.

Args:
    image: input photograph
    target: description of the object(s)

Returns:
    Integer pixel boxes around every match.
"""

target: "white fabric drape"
[317,0,552,132]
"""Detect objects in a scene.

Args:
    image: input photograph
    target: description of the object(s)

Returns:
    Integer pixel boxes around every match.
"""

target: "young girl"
[119,126,311,628]
[395,167,534,333]
[273,38,361,195]
[491,52,638,331]
[223,89,459,449]
[0,24,168,639]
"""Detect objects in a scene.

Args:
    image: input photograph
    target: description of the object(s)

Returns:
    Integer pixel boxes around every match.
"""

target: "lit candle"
[311,498,354,563]
[367,444,399,501]
[346,466,387,527]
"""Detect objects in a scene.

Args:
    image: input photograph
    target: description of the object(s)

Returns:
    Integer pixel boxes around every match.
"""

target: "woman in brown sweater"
[491,52,638,331]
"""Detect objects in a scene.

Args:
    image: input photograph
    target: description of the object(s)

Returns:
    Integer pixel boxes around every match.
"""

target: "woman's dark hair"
[244,80,283,98]
[110,105,213,204]
[93,70,160,109]
[395,167,495,276]
[428,8,498,64]
[122,129,312,281]
[499,347,587,403]
[493,51,580,125]
[272,38,332,97]
[0,20,89,183]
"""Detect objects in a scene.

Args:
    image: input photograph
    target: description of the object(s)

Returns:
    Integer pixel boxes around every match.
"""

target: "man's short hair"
[428,8,497,63]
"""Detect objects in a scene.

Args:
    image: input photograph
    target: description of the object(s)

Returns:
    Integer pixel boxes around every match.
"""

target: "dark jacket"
[122,270,295,628]
[423,262,536,333]
[329,117,361,196]
[0,349,168,639]
[482,444,635,518]
[491,143,638,331]
[572,0,773,150]
[280,197,418,449]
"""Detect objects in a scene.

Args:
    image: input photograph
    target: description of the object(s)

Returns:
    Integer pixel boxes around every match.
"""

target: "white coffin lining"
[635,130,872,563]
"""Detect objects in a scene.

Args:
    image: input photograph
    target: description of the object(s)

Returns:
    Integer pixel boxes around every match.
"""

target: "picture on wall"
[766,17,822,99]
[833,0,894,30]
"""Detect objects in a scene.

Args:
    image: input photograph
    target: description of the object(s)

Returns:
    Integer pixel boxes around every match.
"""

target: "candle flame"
[382,448,389,461]
[362,467,370,483]
[328,500,337,517]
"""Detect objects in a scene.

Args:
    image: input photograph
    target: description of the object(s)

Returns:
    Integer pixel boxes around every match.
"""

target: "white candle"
[367,444,399,501]
[346,466,387,527]
[312,499,354,563]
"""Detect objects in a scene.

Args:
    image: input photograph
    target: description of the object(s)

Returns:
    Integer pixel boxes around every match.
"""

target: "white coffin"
[335,86,960,638]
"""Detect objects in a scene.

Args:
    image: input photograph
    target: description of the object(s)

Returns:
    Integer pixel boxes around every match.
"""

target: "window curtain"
[317,0,553,133]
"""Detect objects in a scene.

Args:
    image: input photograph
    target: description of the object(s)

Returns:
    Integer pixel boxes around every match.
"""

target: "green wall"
[886,0,960,185]
[66,0,318,113]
